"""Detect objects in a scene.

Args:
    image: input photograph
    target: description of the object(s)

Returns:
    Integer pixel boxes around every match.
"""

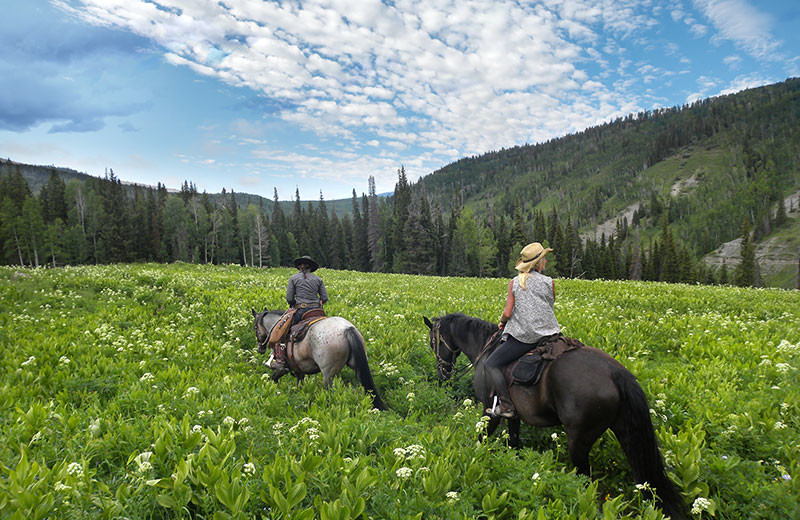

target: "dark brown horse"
[424,313,687,520]
[253,309,387,410]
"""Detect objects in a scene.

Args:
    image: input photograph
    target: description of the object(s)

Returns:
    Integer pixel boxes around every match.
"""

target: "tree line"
[1,163,766,287]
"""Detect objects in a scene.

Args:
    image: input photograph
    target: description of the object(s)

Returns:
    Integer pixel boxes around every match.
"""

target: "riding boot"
[485,365,516,418]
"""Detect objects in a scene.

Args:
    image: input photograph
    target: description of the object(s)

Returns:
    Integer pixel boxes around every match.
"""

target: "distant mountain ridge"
[0,159,360,216]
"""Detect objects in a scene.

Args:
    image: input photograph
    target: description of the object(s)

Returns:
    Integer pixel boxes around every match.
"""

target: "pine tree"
[392,167,411,272]
[629,229,643,280]
[735,219,757,287]
[367,176,380,270]
[402,194,435,274]
[40,169,67,224]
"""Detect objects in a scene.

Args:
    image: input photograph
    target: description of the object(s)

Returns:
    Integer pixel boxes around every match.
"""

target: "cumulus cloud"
[692,0,780,58]
[56,0,652,168]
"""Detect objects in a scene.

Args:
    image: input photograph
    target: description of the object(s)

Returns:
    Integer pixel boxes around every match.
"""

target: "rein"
[431,320,501,382]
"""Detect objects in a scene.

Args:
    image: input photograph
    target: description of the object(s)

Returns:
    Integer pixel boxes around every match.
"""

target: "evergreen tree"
[402,193,435,274]
[735,219,757,287]
[391,167,412,272]
[162,195,190,262]
[96,170,131,263]
[40,168,67,224]
[367,176,380,270]
[629,230,643,280]
[350,189,369,270]
[271,188,291,266]
[718,261,729,285]
[20,197,45,267]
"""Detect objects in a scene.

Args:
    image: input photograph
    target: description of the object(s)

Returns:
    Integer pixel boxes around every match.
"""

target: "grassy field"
[1,264,798,519]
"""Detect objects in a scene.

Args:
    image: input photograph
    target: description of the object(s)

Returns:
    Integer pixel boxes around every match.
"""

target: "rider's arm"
[286,278,296,306]
[499,279,514,329]
[318,278,329,305]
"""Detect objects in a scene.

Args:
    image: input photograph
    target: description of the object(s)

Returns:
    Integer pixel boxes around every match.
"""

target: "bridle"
[255,312,271,353]
[430,320,473,381]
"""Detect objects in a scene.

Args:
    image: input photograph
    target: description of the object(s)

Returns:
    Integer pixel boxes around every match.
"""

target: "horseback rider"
[486,242,561,418]
[287,255,328,325]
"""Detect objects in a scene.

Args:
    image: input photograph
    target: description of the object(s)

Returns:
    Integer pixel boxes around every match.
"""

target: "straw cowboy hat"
[294,255,320,272]
[515,242,552,272]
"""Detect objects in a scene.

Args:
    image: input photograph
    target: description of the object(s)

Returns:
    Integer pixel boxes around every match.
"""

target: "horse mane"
[438,313,497,344]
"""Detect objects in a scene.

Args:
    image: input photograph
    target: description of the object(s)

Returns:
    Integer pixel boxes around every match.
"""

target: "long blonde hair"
[518,264,533,289]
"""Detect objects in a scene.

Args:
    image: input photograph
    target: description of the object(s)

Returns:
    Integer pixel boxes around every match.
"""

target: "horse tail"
[345,327,388,411]
[611,369,688,520]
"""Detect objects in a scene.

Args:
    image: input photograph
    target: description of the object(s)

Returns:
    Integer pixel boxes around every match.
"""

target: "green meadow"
[1,264,798,519]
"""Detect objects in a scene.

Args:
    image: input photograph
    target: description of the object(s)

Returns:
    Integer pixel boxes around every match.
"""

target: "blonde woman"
[486,242,561,418]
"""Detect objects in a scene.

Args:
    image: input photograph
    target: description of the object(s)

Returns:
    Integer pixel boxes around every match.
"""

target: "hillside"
[414,78,800,287]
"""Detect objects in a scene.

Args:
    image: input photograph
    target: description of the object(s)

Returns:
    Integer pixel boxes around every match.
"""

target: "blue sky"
[1,0,798,201]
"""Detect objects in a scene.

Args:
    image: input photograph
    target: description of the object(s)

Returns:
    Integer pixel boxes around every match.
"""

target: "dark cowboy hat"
[294,255,319,272]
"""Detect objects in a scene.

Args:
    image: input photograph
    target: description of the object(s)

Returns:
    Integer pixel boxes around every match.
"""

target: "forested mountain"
[2,78,799,288]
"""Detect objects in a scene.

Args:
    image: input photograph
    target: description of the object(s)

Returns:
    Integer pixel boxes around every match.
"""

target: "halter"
[430,320,473,381]
[255,313,272,352]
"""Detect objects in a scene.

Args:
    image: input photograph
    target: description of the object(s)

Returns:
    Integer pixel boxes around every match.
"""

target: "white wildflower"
[462,398,473,408]
[21,356,36,367]
[184,386,199,397]
[139,372,154,383]
[223,416,236,426]
[446,491,459,503]
[691,497,712,515]
[417,467,430,474]
[394,448,407,459]
[54,482,72,492]
[243,462,256,476]
[406,392,415,401]
[89,418,101,437]
[138,461,152,473]
[192,424,203,434]
[58,356,70,365]
[66,462,83,478]
[774,421,787,430]
[532,473,540,481]
[396,467,413,479]
[551,433,559,441]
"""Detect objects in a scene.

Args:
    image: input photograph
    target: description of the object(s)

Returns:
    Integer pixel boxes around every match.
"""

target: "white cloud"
[719,74,774,95]
[59,0,649,166]
[692,0,780,59]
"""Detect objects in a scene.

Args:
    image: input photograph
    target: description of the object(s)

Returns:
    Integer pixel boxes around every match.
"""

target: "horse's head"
[423,316,461,381]
[252,308,280,354]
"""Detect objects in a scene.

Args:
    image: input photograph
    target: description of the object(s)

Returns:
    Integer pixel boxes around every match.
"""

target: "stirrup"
[485,396,516,418]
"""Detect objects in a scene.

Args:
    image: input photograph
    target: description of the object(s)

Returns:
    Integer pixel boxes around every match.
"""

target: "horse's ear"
[252,308,257,317]
[423,316,433,329]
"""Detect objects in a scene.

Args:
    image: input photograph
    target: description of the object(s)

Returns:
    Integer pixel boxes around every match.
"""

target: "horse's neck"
[261,314,280,330]
[453,329,491,364]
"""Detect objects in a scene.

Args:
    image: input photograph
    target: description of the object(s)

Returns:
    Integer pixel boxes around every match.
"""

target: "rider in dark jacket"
[287,255,328,325]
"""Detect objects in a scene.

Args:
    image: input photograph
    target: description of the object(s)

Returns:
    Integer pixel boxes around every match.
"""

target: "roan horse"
[253,309,387,410]
[424,313,687,520]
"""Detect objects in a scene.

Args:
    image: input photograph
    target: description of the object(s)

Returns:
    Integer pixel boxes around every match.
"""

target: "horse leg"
[484,415,502,440]
[508,418,522,449]
[564,424,606,477]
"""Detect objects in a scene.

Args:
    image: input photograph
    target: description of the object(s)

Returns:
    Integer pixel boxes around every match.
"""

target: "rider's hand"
[498,321,505,330]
